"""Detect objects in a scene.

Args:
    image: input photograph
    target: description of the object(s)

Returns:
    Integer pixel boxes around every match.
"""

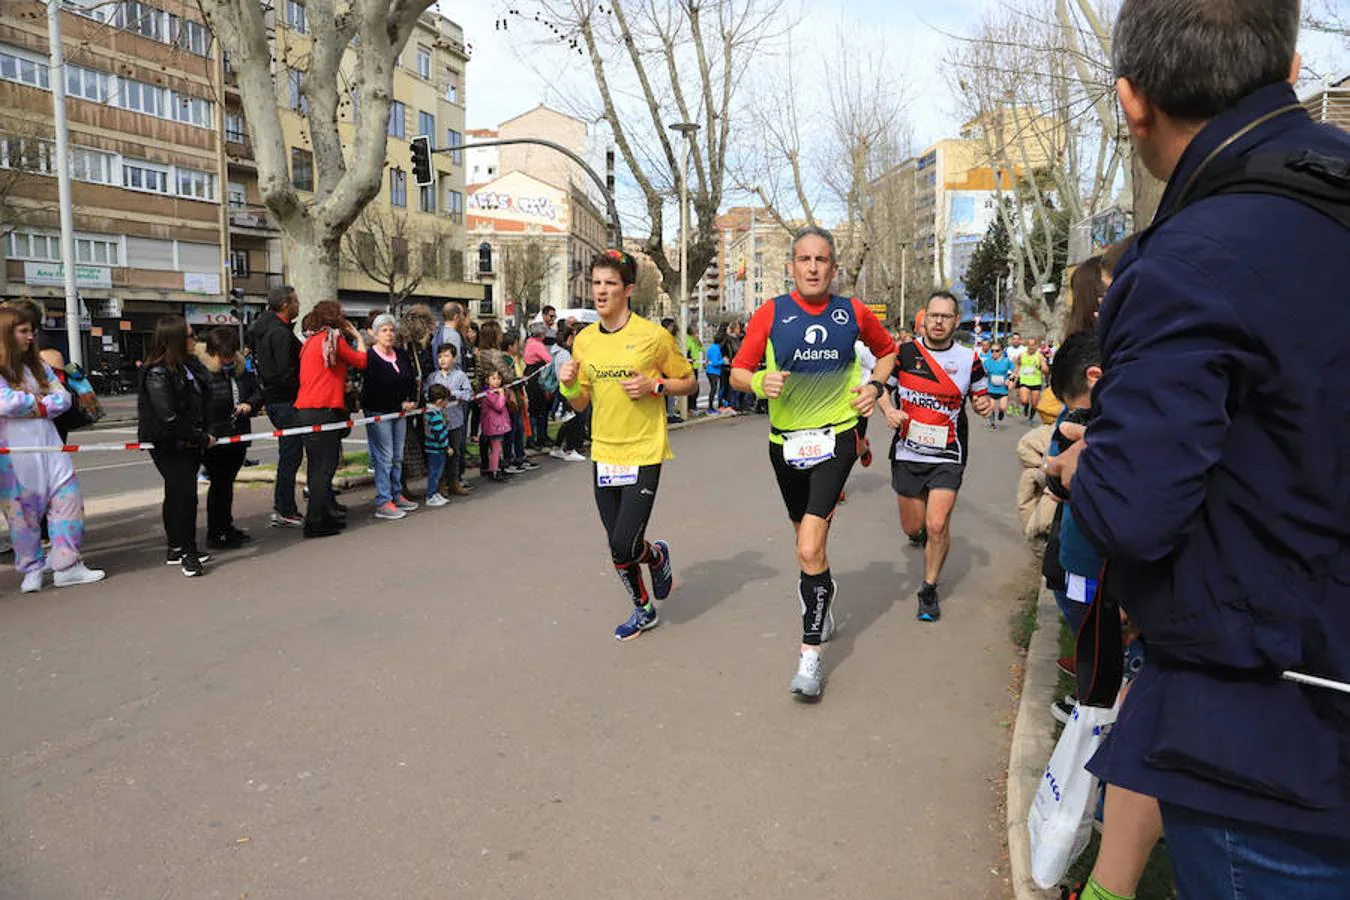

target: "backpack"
[538,355,559,393]
[1176,148,1350,230]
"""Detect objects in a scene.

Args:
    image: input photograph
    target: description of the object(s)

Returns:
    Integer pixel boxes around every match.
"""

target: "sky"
[440,0,1348,232]
[443,0,983,147]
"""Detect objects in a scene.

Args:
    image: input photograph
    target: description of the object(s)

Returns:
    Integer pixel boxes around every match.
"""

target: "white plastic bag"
[1027,702,1118,889]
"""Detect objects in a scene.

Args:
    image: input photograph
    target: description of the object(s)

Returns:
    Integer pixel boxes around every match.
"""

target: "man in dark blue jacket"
[1049,0,1350,895]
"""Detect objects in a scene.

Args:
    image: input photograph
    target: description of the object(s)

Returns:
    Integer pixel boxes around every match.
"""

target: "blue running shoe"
[650,540,674,600]
[916,583,941,623]
[615,603,659,641]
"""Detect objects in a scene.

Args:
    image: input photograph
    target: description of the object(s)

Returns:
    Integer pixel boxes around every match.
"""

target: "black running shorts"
[891,459,964,497]
[769,424,860,523]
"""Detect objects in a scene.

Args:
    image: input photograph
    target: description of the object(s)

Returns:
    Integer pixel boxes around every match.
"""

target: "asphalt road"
[1,412,1033,899]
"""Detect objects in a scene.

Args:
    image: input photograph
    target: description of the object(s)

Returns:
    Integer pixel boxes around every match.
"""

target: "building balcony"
[228,204,280,234]
[230,271,285,296]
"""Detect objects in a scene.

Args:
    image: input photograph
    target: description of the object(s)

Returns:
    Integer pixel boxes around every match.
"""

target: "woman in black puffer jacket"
[138,315,212,576]
[195,326,264,551]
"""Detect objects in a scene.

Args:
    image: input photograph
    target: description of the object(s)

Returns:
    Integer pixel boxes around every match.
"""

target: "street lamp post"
[898,239,910,330]
[669,121,699,418]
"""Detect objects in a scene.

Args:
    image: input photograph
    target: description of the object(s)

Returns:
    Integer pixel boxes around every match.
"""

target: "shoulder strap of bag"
[1177,149,1350,231]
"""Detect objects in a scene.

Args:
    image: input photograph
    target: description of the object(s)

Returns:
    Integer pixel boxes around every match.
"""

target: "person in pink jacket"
[478,369,513,482]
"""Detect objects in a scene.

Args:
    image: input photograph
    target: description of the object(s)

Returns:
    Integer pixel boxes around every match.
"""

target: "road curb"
[1007,586,1063,900]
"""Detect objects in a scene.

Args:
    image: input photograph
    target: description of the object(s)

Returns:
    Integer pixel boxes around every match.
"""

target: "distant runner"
[982,342,1015,429]
[558,250,697,641]
[730,225,897,700]
[879,291,993,622]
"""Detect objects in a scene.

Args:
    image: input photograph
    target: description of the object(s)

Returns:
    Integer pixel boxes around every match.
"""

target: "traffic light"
[410,135,434,187]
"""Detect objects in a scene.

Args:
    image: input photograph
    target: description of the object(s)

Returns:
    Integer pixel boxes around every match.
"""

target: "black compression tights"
[594,464,663,606]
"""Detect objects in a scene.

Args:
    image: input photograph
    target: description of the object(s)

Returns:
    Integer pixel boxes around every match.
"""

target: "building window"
[291,147,313,192]
[418,184,435,213]
[285,0,306,33]
[66,65,108,102]
[478,241,493,275]
[389,168,407,207]
[75,236,120,265]
[225,113,247,144]
[387,101,406,138]
[69,146,116,184]
[125,1,166,41]
[123,161,170,193]
[418,110,435,139]
[416,46,431,80]
[172,17,211,56]
[446,129,462,165]
[288,69,307,113]
[6,231,60,261]
[0,48,50,90]
[0,136,53,174]
[227,182,246,207]
[444,67,459,103]
[230,249,250,276]
[445,188,462,222]
[176,167,216,201]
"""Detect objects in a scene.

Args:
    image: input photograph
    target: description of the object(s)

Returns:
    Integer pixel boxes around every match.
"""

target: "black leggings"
[593,463,662,565]
[203,443,247,536]
[150,448,201,553]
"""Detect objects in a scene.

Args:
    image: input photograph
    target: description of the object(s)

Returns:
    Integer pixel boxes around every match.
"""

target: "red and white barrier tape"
[1,367,548,455]
[0,406,426,454]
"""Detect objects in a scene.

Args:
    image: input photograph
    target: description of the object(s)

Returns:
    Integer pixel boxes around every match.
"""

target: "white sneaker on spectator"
[426,493,449,507]
[561,450,587,462]
[549,448,566,460]
[54,562,106,588]
[20,570,43,593]
[560,411,576,423]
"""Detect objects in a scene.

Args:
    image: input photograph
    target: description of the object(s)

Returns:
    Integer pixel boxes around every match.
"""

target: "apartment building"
[466,105,608,319]
[699,207,794,323]
[0,0,479,363]
[0,0,226,361]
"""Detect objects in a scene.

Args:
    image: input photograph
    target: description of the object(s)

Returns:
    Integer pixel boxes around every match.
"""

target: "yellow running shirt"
[573,313,694,466]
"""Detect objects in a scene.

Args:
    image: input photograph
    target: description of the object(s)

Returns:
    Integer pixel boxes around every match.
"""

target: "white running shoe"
[561,450,587,462]
[790,650,823,699]
[426,493,449,507]
[548,448,566,460]
[20,570,43,593]
[54,562,106,588]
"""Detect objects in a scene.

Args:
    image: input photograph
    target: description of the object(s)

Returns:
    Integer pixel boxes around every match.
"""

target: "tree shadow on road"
[663,550,777,626]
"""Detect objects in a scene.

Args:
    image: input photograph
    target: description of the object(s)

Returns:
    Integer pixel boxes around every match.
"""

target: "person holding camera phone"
[295,300,366,539]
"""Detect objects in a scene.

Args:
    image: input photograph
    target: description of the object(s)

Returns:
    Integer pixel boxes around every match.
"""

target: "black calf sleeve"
[800,569,834,646]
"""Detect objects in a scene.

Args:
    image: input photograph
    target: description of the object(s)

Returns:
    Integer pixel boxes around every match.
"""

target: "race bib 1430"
[596,463,640,487]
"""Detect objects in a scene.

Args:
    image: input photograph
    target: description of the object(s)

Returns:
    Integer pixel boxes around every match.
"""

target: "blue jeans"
[1055,589,1088,635]
[450,426,467,482]
[266,402,303,516]
[366,418,406,506]
[425,449,447,497]
[1161,802,1350,899]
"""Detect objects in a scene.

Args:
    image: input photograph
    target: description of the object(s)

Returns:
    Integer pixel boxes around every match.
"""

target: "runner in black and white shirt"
[878,291,994,622]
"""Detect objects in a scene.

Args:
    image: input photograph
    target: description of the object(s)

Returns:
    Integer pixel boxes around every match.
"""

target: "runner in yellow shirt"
[558,249,697,640]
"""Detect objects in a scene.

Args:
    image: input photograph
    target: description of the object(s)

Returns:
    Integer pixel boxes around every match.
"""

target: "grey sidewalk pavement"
[1,415,1033,899]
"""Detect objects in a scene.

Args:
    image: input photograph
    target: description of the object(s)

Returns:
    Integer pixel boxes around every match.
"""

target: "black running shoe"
[916,583,941,623]
[180,553,206,577]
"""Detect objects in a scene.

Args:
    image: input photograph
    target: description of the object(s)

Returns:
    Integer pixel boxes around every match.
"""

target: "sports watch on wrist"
[652,379,667,396]
[868,379,886,399]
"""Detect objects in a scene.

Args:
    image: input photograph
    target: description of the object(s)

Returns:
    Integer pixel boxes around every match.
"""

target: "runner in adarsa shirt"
[558,250,697,641]
[879,291,992,623]
[731,225,897,701]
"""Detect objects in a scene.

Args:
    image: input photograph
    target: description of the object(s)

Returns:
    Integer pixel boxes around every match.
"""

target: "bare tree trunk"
[285,235,341,311]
